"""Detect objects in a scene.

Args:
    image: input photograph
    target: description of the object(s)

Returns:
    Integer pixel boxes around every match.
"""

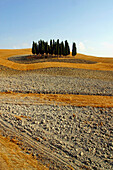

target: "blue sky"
[0,0,113,57]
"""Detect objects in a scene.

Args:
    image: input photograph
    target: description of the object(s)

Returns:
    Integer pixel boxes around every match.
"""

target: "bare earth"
[0,49,113,170]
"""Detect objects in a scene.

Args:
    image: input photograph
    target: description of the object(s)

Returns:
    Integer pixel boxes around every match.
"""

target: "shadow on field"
[8,55,97,64]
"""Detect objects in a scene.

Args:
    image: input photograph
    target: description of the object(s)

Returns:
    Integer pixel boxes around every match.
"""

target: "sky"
[0,0,113,57]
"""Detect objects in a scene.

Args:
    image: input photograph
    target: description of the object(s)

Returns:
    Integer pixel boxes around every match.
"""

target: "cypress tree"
[50,39,53,55]
[59,43,62,56]
[54,42,57,56]
[36,43,39,55]
[48,44,50,54]
[72,42,77,56]
[45,42,49,55]
[41,40,45,55]
[67,45,69,55]
[53,39,56,55]
[38,40,45,55]
[38,40,42,54]
[45,42,47,54]
[64,40,68,56]
[64,40,70,56]
[57,39,59,55]
[61,41,64,55]
[32,41,36,55]
[56,39,60,58]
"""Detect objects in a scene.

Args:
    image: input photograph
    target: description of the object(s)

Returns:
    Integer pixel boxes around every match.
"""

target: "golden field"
[0,49,113,71]
[0,91,113,108]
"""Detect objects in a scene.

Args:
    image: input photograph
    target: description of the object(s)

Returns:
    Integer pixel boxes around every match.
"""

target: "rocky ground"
[0,63,113,169]
[0,102,113,169]
[0,72,113,96]
[0,65,113,81]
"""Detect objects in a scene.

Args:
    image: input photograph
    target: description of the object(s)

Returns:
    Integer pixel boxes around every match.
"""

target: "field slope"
[0,49,113,169]
[0,49,113,71]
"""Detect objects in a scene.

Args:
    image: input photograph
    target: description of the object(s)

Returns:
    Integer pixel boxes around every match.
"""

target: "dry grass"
[0,60,113,71]
[0,92,113,108]
[70,52,113,63]
[0,49,113,71]
[0,49,32,60]
[39,93,113,108]
[0,134,48,170]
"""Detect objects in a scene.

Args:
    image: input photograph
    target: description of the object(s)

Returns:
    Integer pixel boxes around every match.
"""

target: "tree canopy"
[32,39,77,56]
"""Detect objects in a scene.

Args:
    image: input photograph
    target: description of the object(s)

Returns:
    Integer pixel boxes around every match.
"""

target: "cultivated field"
[0,49,113,169]
[0,49,113,71]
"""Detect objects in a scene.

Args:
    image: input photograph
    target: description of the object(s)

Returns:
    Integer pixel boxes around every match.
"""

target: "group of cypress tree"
[32,39,77,56]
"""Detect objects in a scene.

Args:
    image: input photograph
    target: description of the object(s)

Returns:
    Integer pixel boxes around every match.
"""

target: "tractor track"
[0,118,90,170]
